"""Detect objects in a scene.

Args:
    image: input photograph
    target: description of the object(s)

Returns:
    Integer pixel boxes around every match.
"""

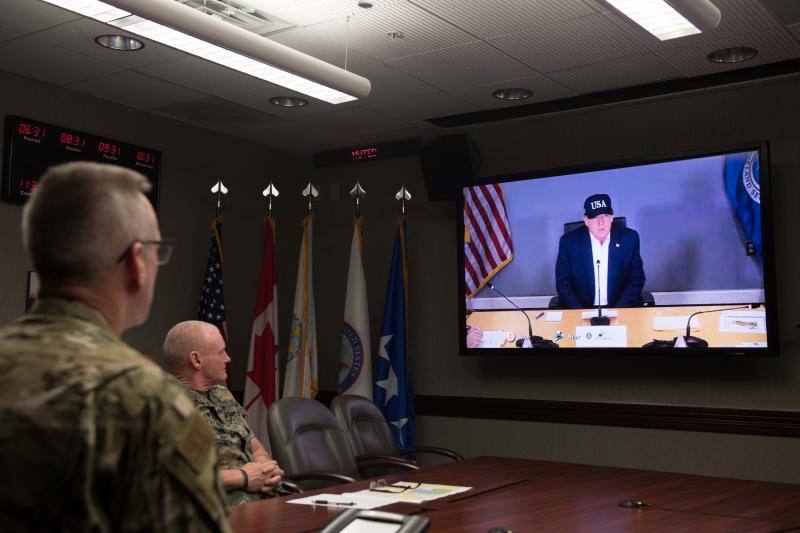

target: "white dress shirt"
[589,232,610,306]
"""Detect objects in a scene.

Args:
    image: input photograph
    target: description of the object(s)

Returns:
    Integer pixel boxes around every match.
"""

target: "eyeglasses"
[116,239,175,266]
[368,480,421,493]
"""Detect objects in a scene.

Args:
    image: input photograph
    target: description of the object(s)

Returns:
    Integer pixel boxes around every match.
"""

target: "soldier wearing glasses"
[0,162,230,532]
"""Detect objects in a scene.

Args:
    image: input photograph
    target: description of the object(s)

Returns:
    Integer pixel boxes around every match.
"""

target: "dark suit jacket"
[555,225,645,309]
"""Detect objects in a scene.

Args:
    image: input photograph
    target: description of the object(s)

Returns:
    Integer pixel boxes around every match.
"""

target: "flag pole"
[262,182,280,217]
[302,181,318,213]
[211,180,229,216]
[350,180,366,217]
[395,185,411,214]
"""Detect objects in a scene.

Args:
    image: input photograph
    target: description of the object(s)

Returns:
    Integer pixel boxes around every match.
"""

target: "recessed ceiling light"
[270,96,309,107]
[358,1,374,8]
[707,46,759,64]
[492,88,533,101]
[387,31,404,39]
[94,34,144,51]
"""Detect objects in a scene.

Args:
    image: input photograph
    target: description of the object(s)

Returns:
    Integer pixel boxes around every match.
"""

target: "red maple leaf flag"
[244,216,279,447]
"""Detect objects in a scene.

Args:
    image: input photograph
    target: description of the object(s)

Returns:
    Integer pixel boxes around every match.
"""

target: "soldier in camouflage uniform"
[0,162,230,532]
[164,320,284,506]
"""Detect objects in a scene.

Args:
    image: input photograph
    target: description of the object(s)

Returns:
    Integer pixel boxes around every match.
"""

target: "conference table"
[229,456,800,532]
[467,306,768,348]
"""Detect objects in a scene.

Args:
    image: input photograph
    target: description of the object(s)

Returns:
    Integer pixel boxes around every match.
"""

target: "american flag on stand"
[198,215,228,344]
[464,184,514,297]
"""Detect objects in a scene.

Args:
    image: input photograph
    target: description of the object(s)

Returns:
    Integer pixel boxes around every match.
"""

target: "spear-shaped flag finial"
[302,182,319,213]
[395,185,411,214]
[262,182,279,216]
[350,180,366,217]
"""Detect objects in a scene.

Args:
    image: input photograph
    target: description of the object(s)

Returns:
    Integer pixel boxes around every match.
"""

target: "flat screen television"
[457,142,778,356]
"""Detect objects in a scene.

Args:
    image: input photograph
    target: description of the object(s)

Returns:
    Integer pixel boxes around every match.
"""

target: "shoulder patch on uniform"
[173,393,194,419]
[176,413,215,473]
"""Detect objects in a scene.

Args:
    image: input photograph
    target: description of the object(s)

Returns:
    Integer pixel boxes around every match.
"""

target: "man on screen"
[555,193,645,309]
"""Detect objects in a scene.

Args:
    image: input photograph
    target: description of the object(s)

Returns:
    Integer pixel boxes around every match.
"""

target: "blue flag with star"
[374,215,415,448]
[198,215,228,342]
[724,151,762,256]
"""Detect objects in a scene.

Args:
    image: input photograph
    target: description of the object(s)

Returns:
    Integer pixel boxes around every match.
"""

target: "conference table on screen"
[229,456,800,532]
[467,305,767,348]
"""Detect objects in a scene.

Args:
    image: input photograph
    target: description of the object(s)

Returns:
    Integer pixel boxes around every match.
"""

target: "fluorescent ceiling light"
[40,0,370,104]
[601,0,721,41]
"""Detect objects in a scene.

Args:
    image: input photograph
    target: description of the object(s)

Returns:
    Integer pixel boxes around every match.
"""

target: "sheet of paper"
[719,311,766,333]
[653,316,699,331]
[581,309,618,319]
[477,330,508,348]
[287,493,390,509]
[545,311,563,322]
[344,483,472,504]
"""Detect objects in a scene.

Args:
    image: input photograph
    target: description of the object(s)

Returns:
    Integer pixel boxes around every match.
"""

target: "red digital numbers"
[17,122,45,138]
[17,178,38,193]
[136,151,155,164]
[97,141,121,156]
[59,132,85,149]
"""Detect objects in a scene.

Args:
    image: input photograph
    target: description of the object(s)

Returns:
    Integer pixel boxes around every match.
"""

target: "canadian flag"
[243,216,279,447]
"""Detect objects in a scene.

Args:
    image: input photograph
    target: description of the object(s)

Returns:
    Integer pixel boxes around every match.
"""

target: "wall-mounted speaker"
[419,135,480,201]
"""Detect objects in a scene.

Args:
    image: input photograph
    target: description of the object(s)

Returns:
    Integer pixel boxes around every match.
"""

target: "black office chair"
[331,395,463,467]
[267,397,417,490]
[550,216,653,308]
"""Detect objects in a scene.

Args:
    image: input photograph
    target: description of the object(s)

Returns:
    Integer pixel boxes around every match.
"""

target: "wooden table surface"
[467,306,768,348]
[229,456,800,532]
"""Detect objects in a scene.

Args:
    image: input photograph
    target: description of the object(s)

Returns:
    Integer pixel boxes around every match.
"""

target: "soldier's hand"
[241,462,269,492]
[259,461,284,493]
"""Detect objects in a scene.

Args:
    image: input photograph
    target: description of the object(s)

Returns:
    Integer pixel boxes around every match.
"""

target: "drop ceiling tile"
[386,40,535,90]
[67,71,206,110]
[268,27,375,68]
[364,91,480,121]
[452,74,577,109]
[488,13,649,73]
[350,62,439,102]
[788,24,800,43]
[762,0,800,25]
[0,27,19,43]
[219,85,354,118]
[411,0,600,39]
[657,28,800,77]
[0,36,123,85]
[245,0,401,27]
[548,53,682,94]
[603,0,786,52]
[150,96,279,130]
[136,55,266,96]
[32,18,184,69]
[0,0,79,34]
[307,2,475,62]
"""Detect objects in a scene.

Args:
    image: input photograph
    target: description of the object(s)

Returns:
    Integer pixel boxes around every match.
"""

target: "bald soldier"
[0,162,230,532]
[164,321,284,506]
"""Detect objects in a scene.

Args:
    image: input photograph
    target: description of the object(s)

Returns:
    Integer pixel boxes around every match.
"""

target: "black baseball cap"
[584,193,613,219]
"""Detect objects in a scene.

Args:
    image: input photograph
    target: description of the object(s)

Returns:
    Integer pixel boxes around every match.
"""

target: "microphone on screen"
[487,283,558,349]
[677,304,762,348]
[590,259,610,326]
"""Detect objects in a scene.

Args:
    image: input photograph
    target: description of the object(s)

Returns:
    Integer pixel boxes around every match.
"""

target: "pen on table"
[535,312,544,320]
[312,500,356,506]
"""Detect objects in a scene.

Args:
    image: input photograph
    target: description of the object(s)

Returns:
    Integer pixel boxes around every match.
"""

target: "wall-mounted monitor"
[457,143,778,356]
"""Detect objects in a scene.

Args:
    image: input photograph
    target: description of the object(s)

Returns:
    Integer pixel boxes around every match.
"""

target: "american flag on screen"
[464,184,514,297]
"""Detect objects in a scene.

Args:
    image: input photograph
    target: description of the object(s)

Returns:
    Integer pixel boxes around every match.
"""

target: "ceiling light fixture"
[492,88,533,101]
[41,0,371,104]
[599,0,721,41]
[269,96,308,107]
[357,1,374,8]
[94,34,144,50]
[707,46,758,64]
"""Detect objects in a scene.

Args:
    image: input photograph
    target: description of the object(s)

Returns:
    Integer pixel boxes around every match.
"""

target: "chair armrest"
[399,446,464,462]
[356,457,418,478]
[275,479,303,495]
[284,471,357,485]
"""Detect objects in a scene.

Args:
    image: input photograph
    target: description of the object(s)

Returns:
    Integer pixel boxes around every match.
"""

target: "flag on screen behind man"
[338,216,372,398]
[198,215,228,345]
[724,151,762,256]
[464,184,514,297]
[283,214,318,398]
[243,216,279,445]
[374,215,415,448]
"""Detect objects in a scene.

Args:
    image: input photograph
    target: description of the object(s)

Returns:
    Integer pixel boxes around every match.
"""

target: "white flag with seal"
[337,216,372,398]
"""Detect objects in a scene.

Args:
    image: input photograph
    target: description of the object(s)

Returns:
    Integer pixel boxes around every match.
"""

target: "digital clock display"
[2,115,161,208]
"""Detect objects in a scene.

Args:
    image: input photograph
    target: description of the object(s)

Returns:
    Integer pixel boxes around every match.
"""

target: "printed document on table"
[477,330,507,348]
[344,483,472,504]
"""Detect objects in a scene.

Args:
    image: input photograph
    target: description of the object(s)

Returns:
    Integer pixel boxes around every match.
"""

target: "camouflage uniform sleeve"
[97,364,232,533]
